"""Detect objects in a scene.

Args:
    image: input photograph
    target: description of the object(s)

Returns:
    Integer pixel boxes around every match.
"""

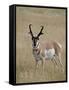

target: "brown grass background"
[16,6,66,83]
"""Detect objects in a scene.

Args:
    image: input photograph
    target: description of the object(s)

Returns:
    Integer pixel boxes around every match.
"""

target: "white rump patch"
[45,48,55,60]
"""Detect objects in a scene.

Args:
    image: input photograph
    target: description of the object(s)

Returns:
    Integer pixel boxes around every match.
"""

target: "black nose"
[34,42,36,46]
[33,40,36,46]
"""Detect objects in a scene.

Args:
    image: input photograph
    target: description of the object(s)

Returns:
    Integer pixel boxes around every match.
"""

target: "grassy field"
[16,7,66,83]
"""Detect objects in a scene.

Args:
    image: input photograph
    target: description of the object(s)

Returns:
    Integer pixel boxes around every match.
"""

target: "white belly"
[45,48,55,59]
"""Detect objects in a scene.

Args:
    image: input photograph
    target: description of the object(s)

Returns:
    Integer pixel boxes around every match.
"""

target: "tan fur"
[39,41,62,56]
[35,40,63,72]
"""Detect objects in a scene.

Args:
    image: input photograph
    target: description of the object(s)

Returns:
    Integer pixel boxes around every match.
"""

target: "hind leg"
[51,56,58,69]
[57,53,64,72]
[58,53,63,67]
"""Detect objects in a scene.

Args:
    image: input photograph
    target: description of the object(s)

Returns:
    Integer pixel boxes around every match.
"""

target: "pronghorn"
[29,24,63,71]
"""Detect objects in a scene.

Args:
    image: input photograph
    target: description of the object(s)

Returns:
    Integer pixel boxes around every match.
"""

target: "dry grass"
[16,7,66,83]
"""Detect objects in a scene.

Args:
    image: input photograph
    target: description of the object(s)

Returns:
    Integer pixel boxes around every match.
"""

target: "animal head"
[29,24,44,49]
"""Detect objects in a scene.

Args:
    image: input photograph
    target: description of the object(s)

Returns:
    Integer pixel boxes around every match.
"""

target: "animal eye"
[37,37,39,40]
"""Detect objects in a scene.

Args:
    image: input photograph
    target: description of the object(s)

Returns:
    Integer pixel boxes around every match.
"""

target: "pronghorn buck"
[29,24,63,71]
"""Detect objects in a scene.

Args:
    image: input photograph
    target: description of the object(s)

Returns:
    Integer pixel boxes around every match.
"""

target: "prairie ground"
[16,6,66,83]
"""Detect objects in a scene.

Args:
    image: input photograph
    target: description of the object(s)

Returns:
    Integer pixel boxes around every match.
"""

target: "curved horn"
[29,24,33,38]
[37,26,44,37]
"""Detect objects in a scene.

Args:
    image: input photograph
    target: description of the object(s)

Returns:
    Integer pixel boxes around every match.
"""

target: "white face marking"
[36,41,39,48]
[45,48,55,59]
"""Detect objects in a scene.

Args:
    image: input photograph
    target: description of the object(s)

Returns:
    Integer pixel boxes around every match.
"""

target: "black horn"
[37,26,44,38]
[29,24,33,38]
